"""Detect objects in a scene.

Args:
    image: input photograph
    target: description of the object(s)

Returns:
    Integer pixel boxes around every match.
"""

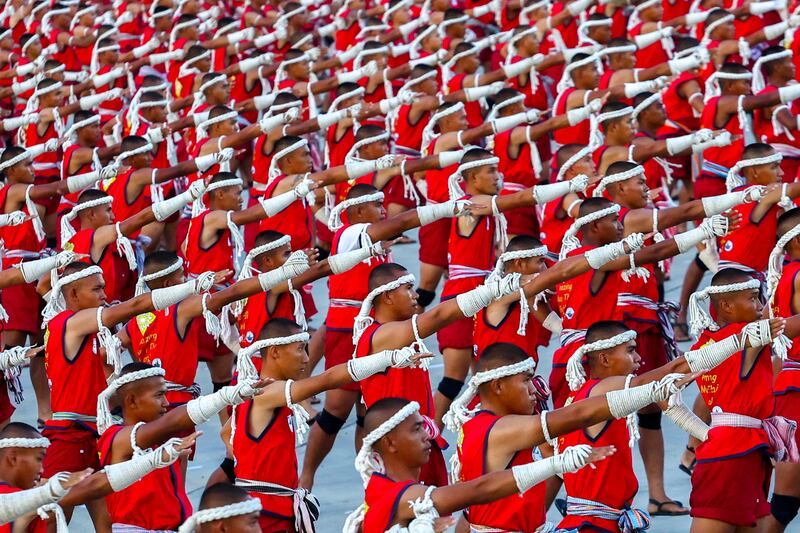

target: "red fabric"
[323,328,360,392]
[553,88,589,145]
[774,387,800,448]
[185,210,236,276]
[394,104,429,152]
[436,313,474,350]
[474,302,548,362]
[258,175,314,251]
[418,218,449,267]
[42,426,100,477]
[770,260,800,361]
[689,448,772,527]
[0,482,45,532]
[101,168,151,238]
[700,96,745,174]
[664,72,701,131]
[0,281,43,334]
[0,382,13,423]
[718,185,780,272]
[66,229,133,304]
[98,425,191,530]
[363,474,417,532]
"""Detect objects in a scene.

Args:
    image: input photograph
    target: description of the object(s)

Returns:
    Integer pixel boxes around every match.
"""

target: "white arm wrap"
[438,150,465,168]
[669,55,698,76]
[399,18,424,38]
[379,96,402,114]
[226,28,252,44]
[149,50,182,65]
[153,189,196,222]
[346,349,394,381]
[674,226,710,253]
[16,62,36,77]
[92,68,123,89]
[502,56,537,78]
[685,11,710,25]
[542,311,563,334]
[2,114,35,130]
[779,84,800,104]
[104,441,182,492]
[633,30,665,49]
[26,142,53,159]
[624,80,658,98]
[131,39,158,58]
[666,134,695,155]
[567,105,593,126]
[257,254,310,291]
[584,241,625,269]
[195,153,219,173]
[664,404,709,440]
[417,200,456,226]
[79,91,113,110]
[19,255,58,283]
[764,21,788,40]
[491,112,528,134]
[13,77,37,95]
[145,127,165,144]
[0,211,25,228]
[186,382,259,425]
[457,284,496,317]
[258,189,298,217]
[150,279,200,311]
[568,0,592,15]
[512,445,593,492]
[317,109,349,129]
[253,32,279,48]
[328,246,377,274]
[701,190,748,216]
[465,83,503,102]
[237,56,263,73]
[253,94,276,111]
[346,160,379,179]
[258,112,289,133]
[337,67,369,84]
[605,376,680,418]
[66,170,100,193]
[683,332,744,372]
[0,475,67,523]
[532,181,571,205]
[337,44,362,65]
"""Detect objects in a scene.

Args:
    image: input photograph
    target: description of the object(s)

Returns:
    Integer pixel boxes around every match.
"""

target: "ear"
[382,433,398,454]
[267,346,281,361]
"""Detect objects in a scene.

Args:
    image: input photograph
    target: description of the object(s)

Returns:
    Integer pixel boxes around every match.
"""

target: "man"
[178,484,261,533]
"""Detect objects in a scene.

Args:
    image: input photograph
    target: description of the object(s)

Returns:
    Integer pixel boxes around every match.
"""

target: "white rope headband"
[70,5,96,29]
[42,265,104,326]
[578,18,612,40]
[196,110,238,140]
[213,21,240,38]
[21,34,40,55]
[627,0,659,30]
[560,204,621,259]
[703,14,734,43]
[687,278,761,336]
[443,46,479,84]
[602,45,639,57]
[487,94,525,121]
[330,87,365,112]
[438,15,469,36]
[400,70,437,94]
[590,106,633,147]
[178,499,262,533]
[752,50,793,94]
[97,367,166,433]
[0,437,50,448]
[60,196,113,245]
[277,5,305,25]
[383,0,412,22]
[267,99,302,116]
[236,333,311,381]
[489,246,549,281]
[237,235,292,283]
[556,146,592,182]
[328,192,385,231]
[192,178,243,216]
[566,330,637,391]
[421,102,465,153]
[557,53,602,93]
[180,50,212,76]
[410,26,438,58]
[355,401,419,485]
[0,150,33,172]
[448,156,500,201]
[170,19,197,49]
[704,71,752,102]
[505,27,538,63]
[275,53,311,84]
[726,153,783,191]
[63,115,101,143]
[115,142,154,166]
[345,132,390,164]
[268,139,308,183]
[354,46,389,69]
[352,274,416,352]
[632,92,662,119]
[135,257,185,296]
[766,223,800,358]
[593,165,645,197]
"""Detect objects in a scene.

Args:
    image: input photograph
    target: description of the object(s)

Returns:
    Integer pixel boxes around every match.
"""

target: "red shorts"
[258,514,295,532]
[324,328,359,392]
[690,449,772,527]
[198,328,230,362]
[630,324,668,374]
[0,379,13,422]
[774,390,800,448]
[383,175,418,210]
[42,426,101,477]
[1,281,43,334]
[418,218,449,268]
[315,219,333,247]
[436,314,473,351]
[420,442,448,487]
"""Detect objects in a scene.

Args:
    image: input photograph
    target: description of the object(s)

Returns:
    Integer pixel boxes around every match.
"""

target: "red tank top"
[458,411,545,532]
[65,229,133,304]
[554,88,590,145]
[558,379,638,531]
[441,196,495,299]
[0,482,45,532]
[700,96,745,174]
[394,104,430,151]
[664,72,701,131]
[362,474,417,532]
[327,224,389,330]
[506,57,549,111]
[326,123,355,169]
[44,310,106,431]
[357,322,435,418]
[184,210,235,275]
[692,322,774,461]
[629,22,669,68]
[0,185,44,267]
[232,401,298,519]
[771,260,800,362]
[257,175,313,250]
[98,425,191,529]
[423,136,457,203]
[251,135,274,190]
[474,301,545,362]
[237,290,295,348]
[613,208,659,325]
[22,117,60,178]
[718,185,778,272]
[101,168,152,235]
[540,196,574,254]
[754,85,800,148]
[125,304,200,405]
[447,74,482,128]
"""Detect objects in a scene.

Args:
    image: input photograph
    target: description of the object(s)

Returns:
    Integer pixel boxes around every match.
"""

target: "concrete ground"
[10,229,762,532]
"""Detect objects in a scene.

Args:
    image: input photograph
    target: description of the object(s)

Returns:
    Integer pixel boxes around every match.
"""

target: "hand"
[164,431,202,462]
[213,270,233,284]
[433,517,457,532]
[584,445,616,470]
[24,345,44,360]
[721,209,741,233]
[60,468,94,490]
[377,239,396,255]
[303,248,320,265]
[742,318,787,348]
[409,352,434,367]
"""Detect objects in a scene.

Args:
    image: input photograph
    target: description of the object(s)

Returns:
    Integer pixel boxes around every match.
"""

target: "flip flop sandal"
[672,322,691,342]
[648,498,690,516]
[554,498,567,517]
[37,418,45,431]
[679,445,696,476]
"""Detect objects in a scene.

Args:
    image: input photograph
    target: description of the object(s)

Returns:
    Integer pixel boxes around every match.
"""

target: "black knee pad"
[212,380,232,393]
[437,377,465,401]
[416,288,436,308]
[772,494,800,526]
[219,457,236,483]
[317,409,347,435]
[637,411,662,430]
[356,414,365,428]
[694,254,710,272]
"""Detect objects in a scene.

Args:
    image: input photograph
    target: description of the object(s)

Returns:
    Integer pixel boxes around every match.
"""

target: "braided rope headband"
[448,156,500,201]
[268,139,309,183]
[97,367,166,433]
[422,102,465,153]
[489,246,549,280]
[355,401,420,485]
[566,330,637,391]
[705,71,752,102]
[64,115,101,140]
[330,87,365,112]
[178,498,262,533]
[0,437,50,448]
[237,235,293,283]
[488,94,525,121]
[560,204,621,260]
[726,153,783,191]
[345,132,391,164]
[236,332,311,380]
[193,178,243,216]
[593,165,645,197]
[328,192,385,231]
[116,142,155,165]
[632,92,662,119]
[752,50,793,93]
[60,196,113,245]
[135,258,185,296]
[42,265,104,326]
[197,110,238,138]
[688,278,761,336]
[703,14,734,42]
[0,149,33,172]
[352,274,416,351]
[557,53,602,92]
[556,145,592,182]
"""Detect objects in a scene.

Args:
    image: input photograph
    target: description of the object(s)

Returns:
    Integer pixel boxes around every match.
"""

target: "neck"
[605,134,626,147]
[0,468,21,489]
[637,121,658,136]
[582,235,608,248]
[767,74,790,88]
[478,397,509,416]
[382,458,422,483]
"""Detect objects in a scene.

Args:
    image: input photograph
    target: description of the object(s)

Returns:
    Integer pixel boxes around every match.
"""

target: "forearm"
[546,395,614,437]
[57,475,113,507]
[432,472,518,515]
[118,209,157,236]
[104,294,156,327]
[206,278,264,312]
[632,239,679,265]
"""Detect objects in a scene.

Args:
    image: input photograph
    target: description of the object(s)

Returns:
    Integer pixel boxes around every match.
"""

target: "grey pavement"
[10,229,787,532]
